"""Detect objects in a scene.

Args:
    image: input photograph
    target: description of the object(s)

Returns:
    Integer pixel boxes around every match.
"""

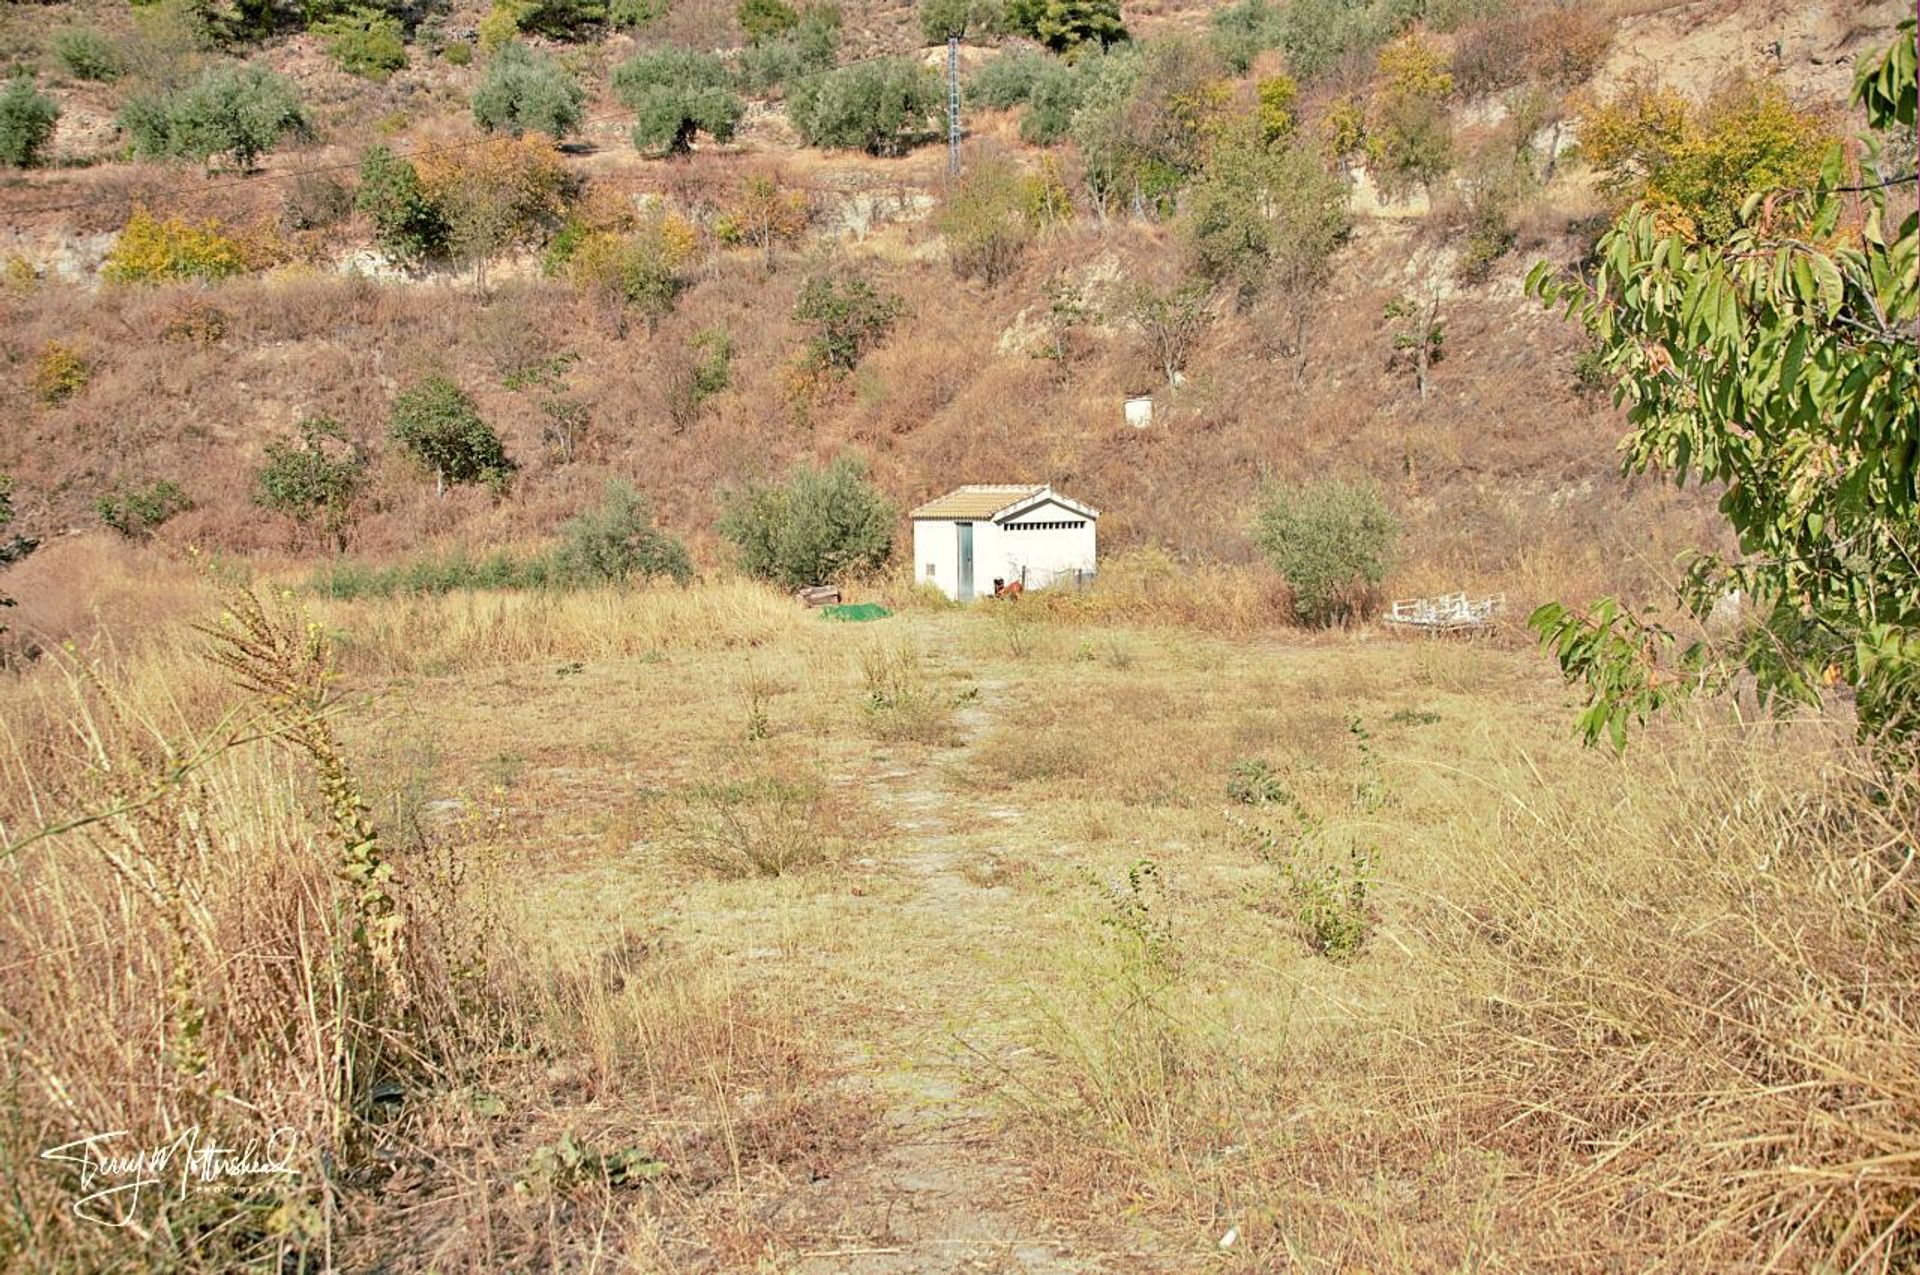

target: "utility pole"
[947,35,961,180]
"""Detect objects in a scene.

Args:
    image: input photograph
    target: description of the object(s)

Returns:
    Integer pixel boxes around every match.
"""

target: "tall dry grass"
[0,581,845,1271]
[1002,700,1920,1270]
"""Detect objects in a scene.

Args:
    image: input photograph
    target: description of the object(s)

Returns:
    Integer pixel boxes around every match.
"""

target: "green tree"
[920,0,997,42]
[0,78,61,170]
[1185,131,1349,317]
[1253,478,1398,627]
[1364,35,1454,201]
[1526,25,1920,758]
[1210,0,1283,74]
[718,457,896,588]
[793,268,902,372]
[472,42,584,137]
[357,145,449,265]
[314,7,407,79]
[118,64,307,170]
[1031,0,1126,54]
[789,58,940,155]
[613,47,743,154]
[736,8,840,95]
[553,480,693,584]
[254,416,369,551]
[1072,40,1229,215]
[387,377,513,497]
[738,0,798,41]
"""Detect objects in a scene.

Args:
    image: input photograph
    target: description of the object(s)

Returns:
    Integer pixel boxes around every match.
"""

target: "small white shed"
[909,484,1099,602]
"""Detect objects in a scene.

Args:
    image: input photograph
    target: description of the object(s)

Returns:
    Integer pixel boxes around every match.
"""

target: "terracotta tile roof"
[908,485,1046,520]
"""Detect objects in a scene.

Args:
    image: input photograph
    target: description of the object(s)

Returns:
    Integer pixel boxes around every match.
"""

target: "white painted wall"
[991,504,1096,590]
[912,501,1097,601]
[912,519,962,598]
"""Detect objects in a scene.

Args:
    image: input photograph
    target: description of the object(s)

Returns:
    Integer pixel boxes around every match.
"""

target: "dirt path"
[773,659,1121,1274]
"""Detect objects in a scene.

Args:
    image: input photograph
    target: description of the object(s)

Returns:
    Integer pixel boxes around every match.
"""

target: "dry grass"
[3,570,1912,1271]
[0,581,866,1271]
[958,615,1920,1271]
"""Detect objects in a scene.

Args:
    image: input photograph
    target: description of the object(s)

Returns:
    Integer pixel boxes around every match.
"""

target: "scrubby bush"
[1252,478,1397,626]
[1275,0,1393,81]
[920,0,997,42]
[387,376,513,496]
[1365,34,1455,200]
[613,47,742,154]
[53,27,125,81]
[793,267,902,372]
[255,416,369,550]
[443,38,474,64]
[552,480,693,585]
[969,50,1086,144]
[789,58,939,155]
[1579,77,1834,241]
[1210,0,1283,74]
[936,151,1058,285]
[608,0,666,25]
[738,0,798,41]
[96,479,193,538]
[0,78,60,169]
[102,207,249,282]
[1256,72,1297,142]
[1186,133,1349,311]
[970,49,1047,109]
[357,145,449,264]
[32,343,89,403]
[718,457,895,588]
[715,172,811,267]
[473,41,584,137]
[565,204,699,333]
[282,171,355,230]
[414,138,573,286]
[118,64,307,169]
[315,7,407,78]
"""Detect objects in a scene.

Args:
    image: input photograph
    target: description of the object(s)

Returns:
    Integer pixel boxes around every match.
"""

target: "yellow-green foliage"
[1256,73,1298,144]
[32,342,89,403]
[478,0,531,50]
[102,206,248,283]
[1578,78,1835,240]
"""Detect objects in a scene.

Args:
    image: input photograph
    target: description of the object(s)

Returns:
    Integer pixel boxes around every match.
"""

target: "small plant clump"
[314,7,408,79]
[96,479,193,538]
[53,27,126,81]
[31,342,89,403]
[102,207,251,283]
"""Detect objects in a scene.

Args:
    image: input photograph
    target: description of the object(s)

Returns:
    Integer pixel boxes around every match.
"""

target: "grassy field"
[1,578,1914,1272]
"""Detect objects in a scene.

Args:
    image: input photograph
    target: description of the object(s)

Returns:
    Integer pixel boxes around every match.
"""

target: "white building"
[909,484,1099,602]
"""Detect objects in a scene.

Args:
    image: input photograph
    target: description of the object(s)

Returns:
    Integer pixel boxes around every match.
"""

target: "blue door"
[956,522,974,601]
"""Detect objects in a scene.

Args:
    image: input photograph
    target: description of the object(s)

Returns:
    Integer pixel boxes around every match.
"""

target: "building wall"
[989,513,1096,590]
[912,519,963,599]
[913,506,1098,601]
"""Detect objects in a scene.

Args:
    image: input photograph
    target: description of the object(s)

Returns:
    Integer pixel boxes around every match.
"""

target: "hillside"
[0,0,1904,650]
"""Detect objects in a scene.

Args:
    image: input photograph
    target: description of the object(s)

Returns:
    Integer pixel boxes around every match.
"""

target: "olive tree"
[612,47,743,155]
[718,457,896,588]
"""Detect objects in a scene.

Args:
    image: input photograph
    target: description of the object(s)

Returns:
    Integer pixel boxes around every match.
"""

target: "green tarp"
[819,603,891,622]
